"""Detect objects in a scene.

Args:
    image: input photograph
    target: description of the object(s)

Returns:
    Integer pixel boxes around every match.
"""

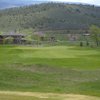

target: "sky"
[34,0,100,6]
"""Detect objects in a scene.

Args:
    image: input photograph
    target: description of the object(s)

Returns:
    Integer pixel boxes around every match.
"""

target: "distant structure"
[0,32,26,44]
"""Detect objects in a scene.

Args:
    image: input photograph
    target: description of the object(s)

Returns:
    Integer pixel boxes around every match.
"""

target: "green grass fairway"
[0,45,100,98]
[0,46,100,69]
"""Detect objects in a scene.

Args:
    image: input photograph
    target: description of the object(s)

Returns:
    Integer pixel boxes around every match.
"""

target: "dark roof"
[0,32,26,36]
[0,34,25,36]
[1,31,25,36]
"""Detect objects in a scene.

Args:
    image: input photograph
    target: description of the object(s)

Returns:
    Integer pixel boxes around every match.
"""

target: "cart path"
[0,91,100,100]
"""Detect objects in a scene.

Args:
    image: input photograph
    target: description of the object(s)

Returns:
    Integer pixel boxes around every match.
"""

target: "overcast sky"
[36,0,100,6]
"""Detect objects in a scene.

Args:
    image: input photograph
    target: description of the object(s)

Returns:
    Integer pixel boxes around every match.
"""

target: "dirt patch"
[0,91,100,100]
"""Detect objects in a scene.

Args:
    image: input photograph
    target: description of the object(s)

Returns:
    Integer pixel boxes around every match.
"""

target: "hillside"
[0,3,100,31]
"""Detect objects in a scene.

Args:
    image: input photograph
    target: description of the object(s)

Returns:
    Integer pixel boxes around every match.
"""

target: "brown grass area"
[0,91,100,100]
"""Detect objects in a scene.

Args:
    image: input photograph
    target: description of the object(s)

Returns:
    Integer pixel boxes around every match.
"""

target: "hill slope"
[0,3,100,31]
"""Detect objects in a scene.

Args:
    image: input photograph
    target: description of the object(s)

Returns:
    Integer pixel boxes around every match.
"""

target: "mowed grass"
[0,45,100,97]
[0,45,100,69]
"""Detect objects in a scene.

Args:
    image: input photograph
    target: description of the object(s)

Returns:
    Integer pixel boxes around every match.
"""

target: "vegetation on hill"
[0,3,100,31]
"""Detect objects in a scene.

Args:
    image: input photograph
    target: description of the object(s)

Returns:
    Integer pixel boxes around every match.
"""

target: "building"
[0,32,26,44]
[0,35,3,44]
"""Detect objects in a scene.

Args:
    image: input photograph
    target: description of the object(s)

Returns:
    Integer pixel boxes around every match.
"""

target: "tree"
[22,35,33,44]
[90,25,100,46]
[3,37,14,44]
[0,31,3,35]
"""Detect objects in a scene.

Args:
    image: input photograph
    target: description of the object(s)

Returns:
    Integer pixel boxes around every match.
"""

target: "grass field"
[0,45,100,99]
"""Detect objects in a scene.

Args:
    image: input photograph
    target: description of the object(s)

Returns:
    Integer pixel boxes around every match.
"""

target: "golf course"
[0,45,100,100]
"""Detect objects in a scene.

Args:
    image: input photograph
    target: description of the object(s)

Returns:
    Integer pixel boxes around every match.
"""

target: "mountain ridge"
[0,0,100,9]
